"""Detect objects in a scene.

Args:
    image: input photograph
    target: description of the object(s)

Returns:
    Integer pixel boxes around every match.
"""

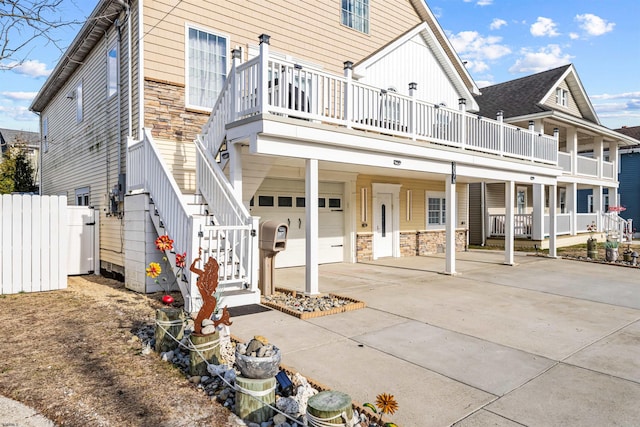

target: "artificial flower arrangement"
[146,234,186,305]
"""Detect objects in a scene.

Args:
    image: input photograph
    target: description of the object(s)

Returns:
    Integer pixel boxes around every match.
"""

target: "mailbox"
[259,221,289,297]
[259,221,288,252]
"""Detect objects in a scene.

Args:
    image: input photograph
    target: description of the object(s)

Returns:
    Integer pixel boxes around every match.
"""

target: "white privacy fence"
[1,194,67,294]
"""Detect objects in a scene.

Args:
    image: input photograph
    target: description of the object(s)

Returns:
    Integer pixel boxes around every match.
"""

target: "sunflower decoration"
[364,393,399,426]
[145,262,162,279]
[155,235,174,251]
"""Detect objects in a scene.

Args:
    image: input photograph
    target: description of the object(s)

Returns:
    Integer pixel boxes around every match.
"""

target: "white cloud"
[569,32,580,40]
[509,44,573,74]
[490,19,507,30]
[477,0,493,5]
[0,105,39,122]
[1,91,38,101]
[449,31,511,73]
[476,79,495,88]
[575,14,615,36]
[530,17,560,37]
[591,91,640,100]
[4,59,52,78]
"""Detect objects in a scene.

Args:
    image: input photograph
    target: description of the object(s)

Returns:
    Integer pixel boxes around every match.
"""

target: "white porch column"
[567,128,578,174]
[534,118,544,133]
[305,158,319,295]
[594,136,604,178]
[593,185,603,229]
[610,141,619,182]
[548,184,557,258]
[532,183,545,241]
[567,182,577,235]
[505,180,515,265]
[445,173,457,275]
[229,142,242,203]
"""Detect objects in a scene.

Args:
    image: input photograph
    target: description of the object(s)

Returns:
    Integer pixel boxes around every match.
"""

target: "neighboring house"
[29,1,626,311]
[615,125,640,238]
[471,65,637,248]
[0,128,40,188]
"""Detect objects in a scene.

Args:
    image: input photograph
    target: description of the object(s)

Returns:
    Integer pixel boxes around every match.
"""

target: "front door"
[374,193,393,258]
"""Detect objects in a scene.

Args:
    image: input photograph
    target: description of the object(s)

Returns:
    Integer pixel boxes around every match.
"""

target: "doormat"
[261,287,366,320]
[228,304,273,317]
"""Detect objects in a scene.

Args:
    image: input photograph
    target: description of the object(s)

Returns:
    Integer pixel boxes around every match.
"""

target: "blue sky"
[0,0,638,133]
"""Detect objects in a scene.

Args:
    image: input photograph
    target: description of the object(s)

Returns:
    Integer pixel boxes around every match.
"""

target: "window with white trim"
[426,192,446,227]
[76,81,83,122]
[75,187,90,206]
[341,0,369,34]
[107,41,118,98]
[186,25,228,110]
[555,88,568,107]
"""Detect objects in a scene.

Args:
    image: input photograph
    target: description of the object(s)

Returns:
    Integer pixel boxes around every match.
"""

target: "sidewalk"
[0,395,54,427]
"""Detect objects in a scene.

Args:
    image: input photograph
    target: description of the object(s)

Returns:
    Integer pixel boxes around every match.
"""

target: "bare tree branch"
[0,0,84,68]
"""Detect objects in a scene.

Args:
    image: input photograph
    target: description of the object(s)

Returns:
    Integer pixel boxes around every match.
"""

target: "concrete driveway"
[231,251,640,426]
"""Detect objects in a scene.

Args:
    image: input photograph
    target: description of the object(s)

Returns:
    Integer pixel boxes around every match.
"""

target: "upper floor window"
[107,42,118,98]
[555,88,568,107]
[341,0,369,34]
[76,81,83,123]
[186,25,228,110]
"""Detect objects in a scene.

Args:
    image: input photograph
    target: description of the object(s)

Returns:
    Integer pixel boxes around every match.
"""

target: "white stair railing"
[194,138,259,293]
[602,212,633,243]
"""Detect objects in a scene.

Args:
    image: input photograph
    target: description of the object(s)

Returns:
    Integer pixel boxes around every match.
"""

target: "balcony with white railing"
[556,151,616,181]
[201,38,559,167]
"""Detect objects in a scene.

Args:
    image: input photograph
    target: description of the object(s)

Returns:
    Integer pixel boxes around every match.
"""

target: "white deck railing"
[489,214,533,237]
[602,161,615,179]
[202,44,559,166]
[557,152,572,174]
[577,213,598,232]
[544,213,571,236]
[577,156,598,176]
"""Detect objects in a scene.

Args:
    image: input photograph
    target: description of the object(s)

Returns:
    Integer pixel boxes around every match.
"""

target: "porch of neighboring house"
[126,35,564,310]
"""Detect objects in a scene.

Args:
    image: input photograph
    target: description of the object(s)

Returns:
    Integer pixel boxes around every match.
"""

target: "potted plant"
[604,240,619,262]
[623,244,633,262]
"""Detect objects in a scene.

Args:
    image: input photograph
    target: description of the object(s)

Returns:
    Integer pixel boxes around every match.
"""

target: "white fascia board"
[255,119,561,177]
[253,135,558,184]
[505,111,638,146]
[558,176,619,188]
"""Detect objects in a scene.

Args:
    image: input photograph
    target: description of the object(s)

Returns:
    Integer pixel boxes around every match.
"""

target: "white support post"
[505,180,515,265]
[532,183,545,241]
[593,185,603,230]
[344,61,353,129]
[529,120,535,162]
[305,158,319,295]
[567,182,577,235]
[229,142,242,203]
[459,98,467,148]
[548,184,557,258]
[445,173,457,275]
[610,141,619,180]
[230,48,241,122]
[497,110,504,156]
[567,127,578,174]
[258,34,270,111]
[250,216,260,293]
[409,82,417,141]
[594,136,604,178]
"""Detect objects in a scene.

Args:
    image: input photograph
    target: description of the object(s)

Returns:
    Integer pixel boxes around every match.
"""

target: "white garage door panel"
[251,190,344,268]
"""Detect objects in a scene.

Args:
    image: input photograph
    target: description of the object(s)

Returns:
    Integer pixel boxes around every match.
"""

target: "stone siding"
[357,230,467,261]
[144,78,209,142]
[356,234,373,262]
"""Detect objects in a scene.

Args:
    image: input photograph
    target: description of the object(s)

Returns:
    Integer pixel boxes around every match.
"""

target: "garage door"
[250,180,344,268]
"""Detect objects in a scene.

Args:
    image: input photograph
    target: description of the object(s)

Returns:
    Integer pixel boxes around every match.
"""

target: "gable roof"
[615,126,640,143]
[474,64,600,124]
[353,22,480,111]
[30,0,123,112]
[0,128,39,154]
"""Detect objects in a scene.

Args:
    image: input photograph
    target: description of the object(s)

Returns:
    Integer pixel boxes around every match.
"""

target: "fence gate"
[67,206,98,275]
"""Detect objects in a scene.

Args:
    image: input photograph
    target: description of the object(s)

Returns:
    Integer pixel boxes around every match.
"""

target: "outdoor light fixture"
[276,370,293,397]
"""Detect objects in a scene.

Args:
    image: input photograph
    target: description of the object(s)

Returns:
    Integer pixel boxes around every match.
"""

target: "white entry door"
[374,193,394,258]
[67,206,96,275]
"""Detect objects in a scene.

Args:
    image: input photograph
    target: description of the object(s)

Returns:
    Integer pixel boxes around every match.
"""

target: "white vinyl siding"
[341,0,369,34]
[185,24,228,110]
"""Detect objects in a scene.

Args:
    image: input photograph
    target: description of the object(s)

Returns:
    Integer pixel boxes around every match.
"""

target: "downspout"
[138,0,144,137]
[115,1,131,139]
[115,20,122,197]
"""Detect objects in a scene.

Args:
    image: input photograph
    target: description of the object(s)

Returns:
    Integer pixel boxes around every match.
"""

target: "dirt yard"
[0,275,235,427]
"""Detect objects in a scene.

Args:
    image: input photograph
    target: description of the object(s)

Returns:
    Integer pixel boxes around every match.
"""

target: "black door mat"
[228,304,272,317]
